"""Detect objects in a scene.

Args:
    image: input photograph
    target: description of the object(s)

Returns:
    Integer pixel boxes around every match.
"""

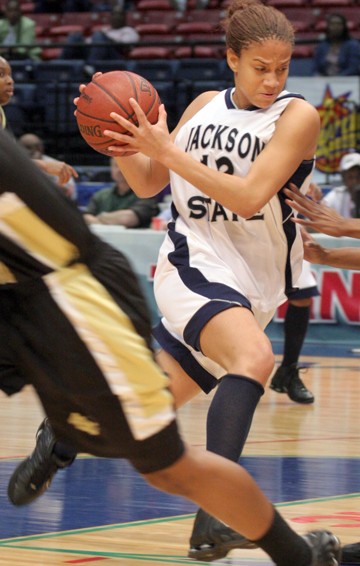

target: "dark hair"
[221,0,295,54]
[325,13,350,41]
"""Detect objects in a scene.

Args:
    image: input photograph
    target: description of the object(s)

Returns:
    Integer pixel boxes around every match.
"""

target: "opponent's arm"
[284,185,360,238]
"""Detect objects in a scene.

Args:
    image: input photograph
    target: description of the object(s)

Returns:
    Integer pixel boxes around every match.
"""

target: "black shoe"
[7,418,75,506]
[341,542,360,564]
[270,364,315,404]
[303,530,342,565]
[188,508,258,561]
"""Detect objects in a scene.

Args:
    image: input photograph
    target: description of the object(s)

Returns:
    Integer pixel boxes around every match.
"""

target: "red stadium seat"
[135,22,175,35]
[128,45,175,58]
[137,0,174,10]
[48,25,86,38]
[268,0,310,6]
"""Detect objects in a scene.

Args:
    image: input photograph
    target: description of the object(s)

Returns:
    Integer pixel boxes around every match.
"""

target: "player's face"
[0,58,14,107]
[227,39,291,110]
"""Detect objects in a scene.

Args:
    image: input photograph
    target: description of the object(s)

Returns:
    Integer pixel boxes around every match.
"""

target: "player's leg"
[144,446,342,566]
[270,297,314,403]
[340,542,360,564]
[187,306,275,559]
[270,260,319,404]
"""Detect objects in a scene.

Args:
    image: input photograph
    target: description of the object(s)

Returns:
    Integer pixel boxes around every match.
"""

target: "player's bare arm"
[284,185,360,238]
[104,96,319,218]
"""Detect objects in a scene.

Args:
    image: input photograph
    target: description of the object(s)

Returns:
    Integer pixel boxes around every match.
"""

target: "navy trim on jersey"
[287,284,320,300]
[225,89,305,111]
[184,298,252,352]
[278,159,315,294]
[153,321,218,393]
[167,229,251,306]
[224,88,258,111]
[276,93,305,102]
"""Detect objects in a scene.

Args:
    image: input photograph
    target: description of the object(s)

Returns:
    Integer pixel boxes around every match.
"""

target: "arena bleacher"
[3,0,360,168]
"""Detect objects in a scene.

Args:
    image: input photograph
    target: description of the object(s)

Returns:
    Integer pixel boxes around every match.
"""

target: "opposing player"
[0,128,341,566]
[0,55,77,185]
[7,0,336,561]
[284,185,360,566]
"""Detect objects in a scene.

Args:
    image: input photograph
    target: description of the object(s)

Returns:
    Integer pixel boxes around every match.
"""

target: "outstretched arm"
[284,185,360,238]
[302,240,360,270]
[285,185,360,270]
[33,159,78,186]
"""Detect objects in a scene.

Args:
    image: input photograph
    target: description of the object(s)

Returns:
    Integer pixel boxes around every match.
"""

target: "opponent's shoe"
[270,364,314,404]
[187,508,258,561]
[340,541,360,564]
[303,530,342,565]
[8,418,75,506]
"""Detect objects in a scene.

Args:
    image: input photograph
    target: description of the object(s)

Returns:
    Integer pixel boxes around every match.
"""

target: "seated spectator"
[0,0,41,61]
[60,5,139,63]
[18,133,78,201]
[312,13,360,76]
[84,157,159,227]
[322,152,360,218]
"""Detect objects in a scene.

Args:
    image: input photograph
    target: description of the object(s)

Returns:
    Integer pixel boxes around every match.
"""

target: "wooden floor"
[0,353,359,565]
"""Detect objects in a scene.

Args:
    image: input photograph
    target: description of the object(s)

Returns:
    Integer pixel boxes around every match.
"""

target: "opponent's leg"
[8,418,76,506]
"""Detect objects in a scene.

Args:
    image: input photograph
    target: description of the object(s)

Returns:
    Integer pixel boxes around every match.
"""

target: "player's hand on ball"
[105,98,170,160]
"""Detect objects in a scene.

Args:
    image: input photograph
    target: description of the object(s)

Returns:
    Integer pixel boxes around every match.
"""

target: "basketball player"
[284,185,360,565]
[102,0,327,558]
[0,128,341,566]
[0,55,77,184]
[7,0,334,561]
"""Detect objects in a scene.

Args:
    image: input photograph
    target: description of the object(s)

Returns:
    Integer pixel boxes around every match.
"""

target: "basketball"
[76,71,161,157]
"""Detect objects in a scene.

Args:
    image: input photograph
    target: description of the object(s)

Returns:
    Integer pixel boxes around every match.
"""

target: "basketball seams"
[76,70,160,156]
[91,78,136,122]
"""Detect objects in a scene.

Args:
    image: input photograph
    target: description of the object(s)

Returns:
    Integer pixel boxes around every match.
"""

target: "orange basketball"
[76,70,161,156]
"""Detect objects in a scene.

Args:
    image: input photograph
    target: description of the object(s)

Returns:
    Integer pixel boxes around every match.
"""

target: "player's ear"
[226,49,239,73]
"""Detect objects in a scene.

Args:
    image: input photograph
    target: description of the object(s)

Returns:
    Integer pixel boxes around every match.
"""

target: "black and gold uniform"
[0,129,184,473]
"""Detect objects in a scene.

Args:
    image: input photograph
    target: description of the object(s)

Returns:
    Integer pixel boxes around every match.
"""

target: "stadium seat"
[9,60,36,82]
[128,46,174,59]
[175,21,219,35]
[137,0,174,9]
[135,22,175,35]
[268,0,308,7]
[131,59,179,82]
[33,60,86,84]
[87,60,134,74]
[174,44,224,58]
[41,82,80,134]
[175,58,223,82]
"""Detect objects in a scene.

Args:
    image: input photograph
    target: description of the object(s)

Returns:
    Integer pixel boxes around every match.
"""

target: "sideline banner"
[92,226,360,328]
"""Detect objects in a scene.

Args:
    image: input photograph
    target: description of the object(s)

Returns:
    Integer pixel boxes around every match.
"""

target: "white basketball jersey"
[155,88,314,315]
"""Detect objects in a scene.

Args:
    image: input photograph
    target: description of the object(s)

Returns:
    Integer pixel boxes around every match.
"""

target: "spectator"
[18,133,77,201]
[0,54,13,130]
[322,153,360,218]
[60,5,139,63]
[1,56,77,187]
[312,13,360,77]
[0,0,41,61]
[84,157,159,227]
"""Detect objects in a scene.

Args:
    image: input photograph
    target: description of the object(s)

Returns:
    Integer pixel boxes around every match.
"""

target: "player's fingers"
[128,97,147,122]
[109,112,137,134]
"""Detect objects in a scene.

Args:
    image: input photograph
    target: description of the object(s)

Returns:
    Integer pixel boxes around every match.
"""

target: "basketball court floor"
[0,342,359,565]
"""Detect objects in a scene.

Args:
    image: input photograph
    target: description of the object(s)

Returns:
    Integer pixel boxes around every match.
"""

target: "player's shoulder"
[281,94,320,124]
